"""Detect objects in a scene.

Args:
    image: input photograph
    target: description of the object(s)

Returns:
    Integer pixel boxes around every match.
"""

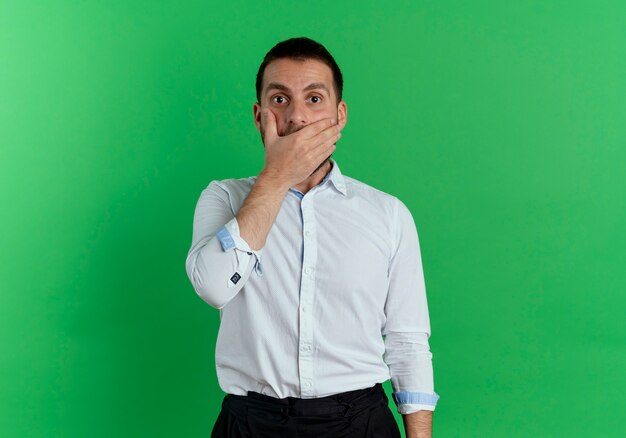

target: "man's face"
[253,58,347,141]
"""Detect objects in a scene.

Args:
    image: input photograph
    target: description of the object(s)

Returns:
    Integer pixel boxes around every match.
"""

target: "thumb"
[263,109,278,143]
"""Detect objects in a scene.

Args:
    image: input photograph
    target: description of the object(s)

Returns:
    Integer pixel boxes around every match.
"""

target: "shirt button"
[303,381,312,388]
[304,267,311,275]
[301,306,307,313]
[305,230,311,237]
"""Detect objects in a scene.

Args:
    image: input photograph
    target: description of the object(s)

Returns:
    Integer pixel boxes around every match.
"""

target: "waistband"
[224,382,388,418]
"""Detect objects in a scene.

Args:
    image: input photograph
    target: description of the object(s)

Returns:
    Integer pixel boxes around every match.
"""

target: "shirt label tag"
[230,272,241,284]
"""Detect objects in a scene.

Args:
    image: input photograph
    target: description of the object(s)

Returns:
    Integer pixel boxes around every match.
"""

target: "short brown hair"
[256,37,343,104]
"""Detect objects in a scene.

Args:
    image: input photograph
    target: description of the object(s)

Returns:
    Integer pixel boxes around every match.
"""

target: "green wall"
[1,1,625,436]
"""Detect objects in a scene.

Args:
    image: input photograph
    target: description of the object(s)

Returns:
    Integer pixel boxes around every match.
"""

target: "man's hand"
[260,109,341,187]
[402,410,433,438]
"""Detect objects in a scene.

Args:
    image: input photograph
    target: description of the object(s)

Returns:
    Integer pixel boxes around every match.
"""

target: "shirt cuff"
[397,403,436,414]
[392,391,440,414]
[215,217,263,278]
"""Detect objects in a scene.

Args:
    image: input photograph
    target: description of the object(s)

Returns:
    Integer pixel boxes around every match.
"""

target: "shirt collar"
[324,158,347,196]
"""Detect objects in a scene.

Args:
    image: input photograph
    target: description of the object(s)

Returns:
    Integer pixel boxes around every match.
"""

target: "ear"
[253,102,262,133]
[337,100,348,131]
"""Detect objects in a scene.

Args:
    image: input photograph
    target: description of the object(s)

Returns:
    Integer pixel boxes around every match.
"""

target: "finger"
[298,117,337,140]
[262,109,278,143]
[312,141,337,167]
[312,131,341,158]
[310,121,341,144]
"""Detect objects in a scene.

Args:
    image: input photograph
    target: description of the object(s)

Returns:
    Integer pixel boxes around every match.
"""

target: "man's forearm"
[237,171,290,251]
[402,410,433,438]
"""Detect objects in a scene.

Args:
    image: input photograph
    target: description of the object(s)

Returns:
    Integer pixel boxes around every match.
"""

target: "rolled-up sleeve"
[382,197,440,414]
[185,180,263,309]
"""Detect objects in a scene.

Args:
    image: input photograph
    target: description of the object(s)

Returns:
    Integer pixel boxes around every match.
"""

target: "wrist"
[257,169,291,192]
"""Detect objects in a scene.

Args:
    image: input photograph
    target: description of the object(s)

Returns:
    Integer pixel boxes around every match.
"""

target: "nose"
[286,99,308,127]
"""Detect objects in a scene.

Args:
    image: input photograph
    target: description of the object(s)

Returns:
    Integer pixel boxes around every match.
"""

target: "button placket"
[298,194,318,396]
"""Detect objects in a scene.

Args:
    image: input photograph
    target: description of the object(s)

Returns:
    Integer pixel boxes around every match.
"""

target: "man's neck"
[292,159,333,194]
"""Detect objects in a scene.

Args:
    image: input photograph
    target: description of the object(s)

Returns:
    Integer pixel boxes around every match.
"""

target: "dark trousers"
[211,382,401,438]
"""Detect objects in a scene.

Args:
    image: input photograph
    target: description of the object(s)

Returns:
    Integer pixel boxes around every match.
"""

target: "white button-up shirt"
[185,158,440,414]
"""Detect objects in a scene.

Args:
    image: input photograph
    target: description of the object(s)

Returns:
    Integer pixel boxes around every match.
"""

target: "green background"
[1,1,625,436]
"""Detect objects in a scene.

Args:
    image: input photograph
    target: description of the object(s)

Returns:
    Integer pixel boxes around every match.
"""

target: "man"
[185,37,440,438]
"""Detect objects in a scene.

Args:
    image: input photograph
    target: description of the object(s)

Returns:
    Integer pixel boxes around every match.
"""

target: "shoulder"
[198,176,256,213]
[343,175,402,216]
[204,176,256,196]
[343,175,418,238]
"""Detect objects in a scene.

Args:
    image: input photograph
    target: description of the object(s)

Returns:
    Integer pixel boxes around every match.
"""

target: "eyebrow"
[265,82,330,96]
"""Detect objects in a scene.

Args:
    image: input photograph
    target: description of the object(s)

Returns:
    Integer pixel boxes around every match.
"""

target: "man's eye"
[272,96,286,104]
[310,96,322,103]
